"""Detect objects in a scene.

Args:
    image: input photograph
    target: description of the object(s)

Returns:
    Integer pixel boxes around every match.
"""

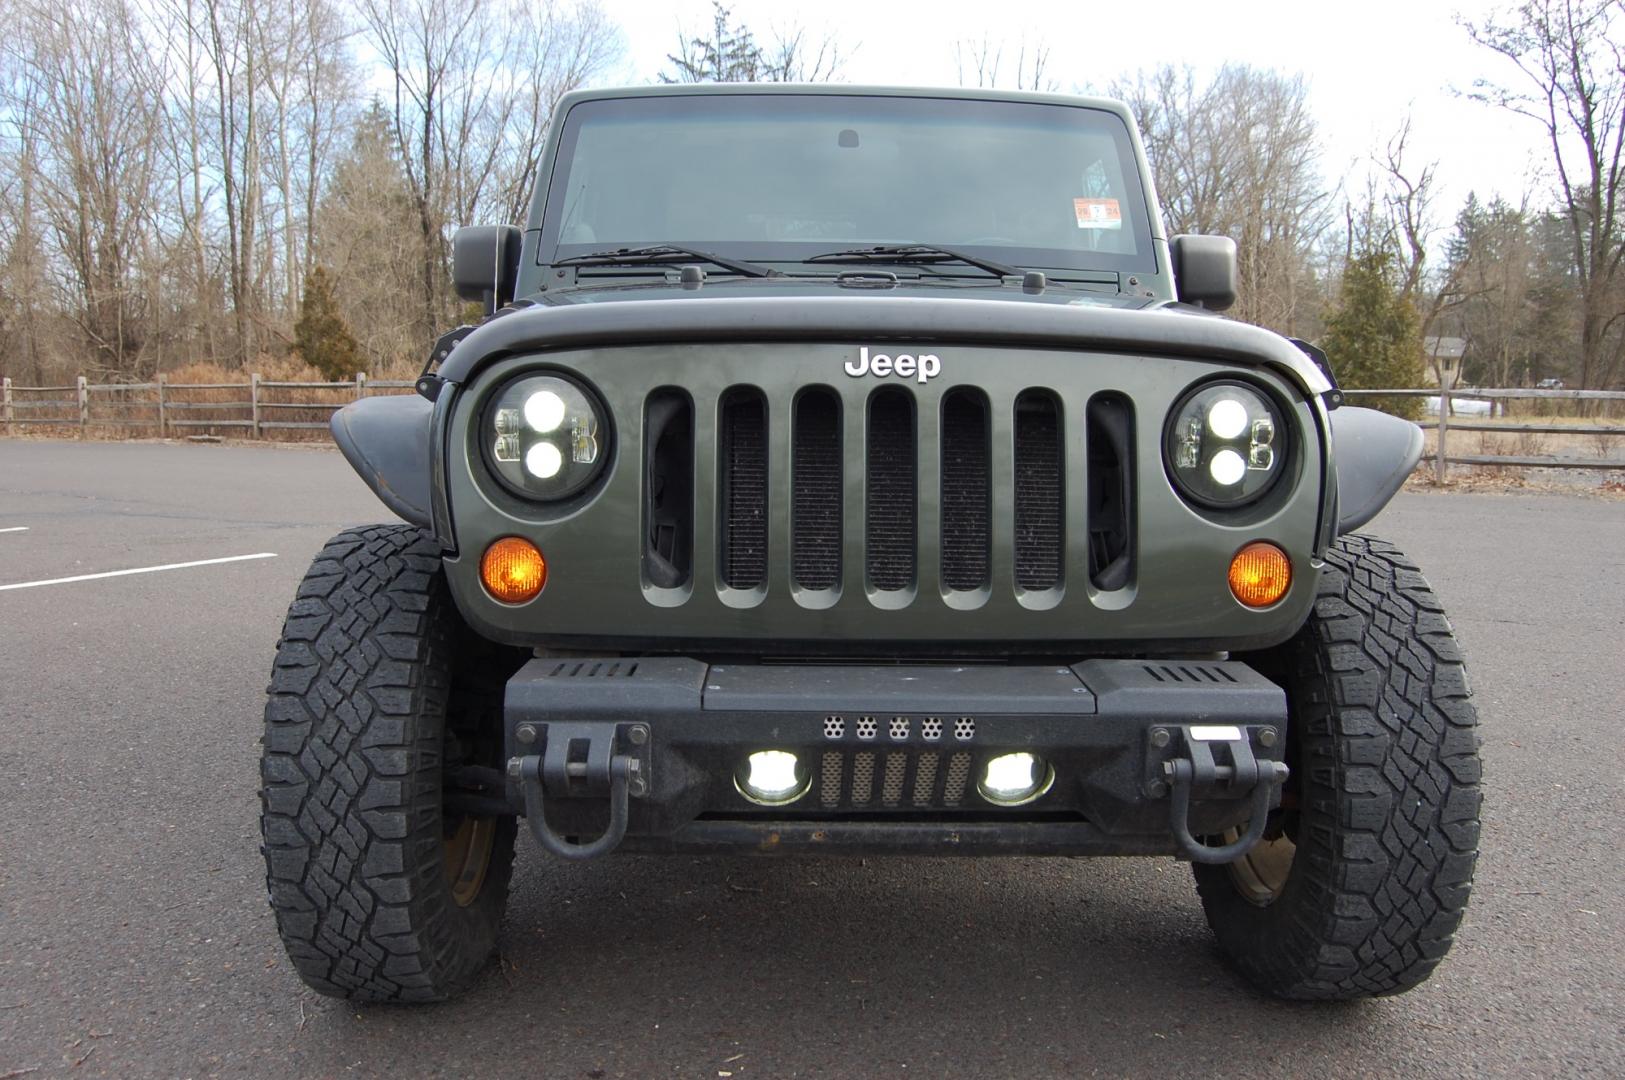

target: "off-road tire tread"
[260,524,514,1002]
[1194,534,1481,999]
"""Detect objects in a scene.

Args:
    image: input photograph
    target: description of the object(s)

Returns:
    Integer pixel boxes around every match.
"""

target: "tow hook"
[1154,726,1290,865]
[507,723,651,861]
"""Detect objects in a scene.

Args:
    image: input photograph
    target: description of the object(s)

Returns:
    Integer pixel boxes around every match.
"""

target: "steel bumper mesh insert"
[816,714,977,808]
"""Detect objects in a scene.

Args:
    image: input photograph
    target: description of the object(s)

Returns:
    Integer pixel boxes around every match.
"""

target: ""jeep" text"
[844,346,941,383]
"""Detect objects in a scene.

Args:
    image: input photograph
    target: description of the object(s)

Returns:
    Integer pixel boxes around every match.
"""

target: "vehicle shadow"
[305,852,1420,1079]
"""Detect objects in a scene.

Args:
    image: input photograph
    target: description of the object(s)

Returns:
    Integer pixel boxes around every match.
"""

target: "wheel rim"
[443,815,496,907]
[1225,829,1296,906]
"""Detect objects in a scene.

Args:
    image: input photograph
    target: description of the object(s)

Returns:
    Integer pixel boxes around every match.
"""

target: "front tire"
[260,525,519,1002]
[1194,535,1482,999]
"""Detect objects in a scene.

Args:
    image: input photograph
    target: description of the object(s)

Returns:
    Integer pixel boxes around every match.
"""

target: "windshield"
[539,93,1157,277]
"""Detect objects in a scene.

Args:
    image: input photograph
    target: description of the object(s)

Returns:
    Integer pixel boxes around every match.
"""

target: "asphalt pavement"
[0,438,1621,1078]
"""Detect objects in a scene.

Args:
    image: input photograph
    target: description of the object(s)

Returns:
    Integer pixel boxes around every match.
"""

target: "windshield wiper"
[805,243,1022,280]
[554,244,781,278]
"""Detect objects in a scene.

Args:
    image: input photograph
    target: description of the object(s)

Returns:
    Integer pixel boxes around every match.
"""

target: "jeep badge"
[845,346,941,383]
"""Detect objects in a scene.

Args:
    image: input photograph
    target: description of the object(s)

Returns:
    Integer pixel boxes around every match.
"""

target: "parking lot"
[1,438,1622,1078]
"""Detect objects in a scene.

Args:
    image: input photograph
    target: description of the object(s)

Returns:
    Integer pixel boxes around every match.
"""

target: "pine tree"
[294,267,363,382]
[1321,247,1426,419]
[660,2,769,83]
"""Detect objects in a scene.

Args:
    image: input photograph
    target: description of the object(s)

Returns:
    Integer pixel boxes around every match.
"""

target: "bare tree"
[0,53,54,382]
[357,0,471,338]
[1467,0,1625,389]
[5,0,165,377]
[1114,64,1329,333]
[194,0,271,364]
[761,23,845,83]
[256,0,354,314]
[149,0,221,368]
[360,0,619,339]
[954,34,1056,91]
[1378,116,1481,387]
[494,1,622,224]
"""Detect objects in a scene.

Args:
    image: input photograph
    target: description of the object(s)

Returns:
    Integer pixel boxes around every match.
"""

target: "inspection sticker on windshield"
[1074,197,1122,230]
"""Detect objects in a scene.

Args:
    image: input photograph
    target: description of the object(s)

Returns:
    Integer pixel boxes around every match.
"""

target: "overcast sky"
[594,0,1552,229]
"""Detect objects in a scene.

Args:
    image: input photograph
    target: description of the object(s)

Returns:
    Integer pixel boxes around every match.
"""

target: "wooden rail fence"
[1,373,415,439]
[1341,386,1625,482]
[3,377,1622,481]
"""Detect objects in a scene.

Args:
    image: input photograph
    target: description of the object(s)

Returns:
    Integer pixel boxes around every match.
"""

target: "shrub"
[294,267,363,382]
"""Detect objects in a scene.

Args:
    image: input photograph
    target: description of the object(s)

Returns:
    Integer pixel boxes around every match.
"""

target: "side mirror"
[453,225,523,314]
[1169,234,1237,312]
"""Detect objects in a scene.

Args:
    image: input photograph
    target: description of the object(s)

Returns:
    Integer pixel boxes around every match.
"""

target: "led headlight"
[1164,381,1286,508]
[484,373,608,500]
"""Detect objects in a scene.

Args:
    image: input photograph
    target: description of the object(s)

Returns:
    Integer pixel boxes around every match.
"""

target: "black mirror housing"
[453,225,523,313]
[1169,234,1238,312]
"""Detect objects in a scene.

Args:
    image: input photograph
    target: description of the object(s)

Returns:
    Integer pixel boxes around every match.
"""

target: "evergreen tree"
[660,2,769,83]
[1322,246,1425,419]
[294,266,363,381]
[315,101,426,370]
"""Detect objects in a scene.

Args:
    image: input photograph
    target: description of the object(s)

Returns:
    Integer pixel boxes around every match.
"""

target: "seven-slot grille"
[664,381,1133,600]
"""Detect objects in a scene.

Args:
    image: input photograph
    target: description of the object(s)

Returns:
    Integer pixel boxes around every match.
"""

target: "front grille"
[792,390,842,589]
[1087,393,1134,591]
[665,378,1137,604]
[1014,392,1063,590]
[866,390,916,590]
[940,391,991,590]
[719,390,767,589]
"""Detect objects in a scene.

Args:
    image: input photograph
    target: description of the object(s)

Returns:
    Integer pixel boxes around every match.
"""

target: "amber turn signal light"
[480,537,546,604]
[1229,541,1291,608]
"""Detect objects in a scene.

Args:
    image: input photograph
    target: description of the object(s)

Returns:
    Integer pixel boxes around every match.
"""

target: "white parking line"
[0,527,28,533]
[0,552,277,592]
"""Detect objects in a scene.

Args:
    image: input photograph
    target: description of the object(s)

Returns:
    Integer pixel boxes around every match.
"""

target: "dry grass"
[1424,417,1625,462]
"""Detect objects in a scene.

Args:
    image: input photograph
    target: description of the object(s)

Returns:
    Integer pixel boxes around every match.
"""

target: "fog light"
[736,750,810,806]
[978,752,1053,806]
[480,536,546,604]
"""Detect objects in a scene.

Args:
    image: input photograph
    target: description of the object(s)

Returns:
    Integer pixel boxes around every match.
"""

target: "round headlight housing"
[1164,381,1287,509]
[483,373,608,500]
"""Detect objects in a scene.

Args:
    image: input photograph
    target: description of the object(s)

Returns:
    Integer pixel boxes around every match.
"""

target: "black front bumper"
[500,657,1288,858]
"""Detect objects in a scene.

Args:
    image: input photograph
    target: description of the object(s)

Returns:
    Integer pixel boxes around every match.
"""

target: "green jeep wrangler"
[261,85,1480,1003]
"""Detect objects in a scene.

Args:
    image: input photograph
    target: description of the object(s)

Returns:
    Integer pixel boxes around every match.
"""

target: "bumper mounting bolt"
[1258,727,1279,748]
[516,723,539,745]
[628,724,650,746]
[1150,728,1171,749]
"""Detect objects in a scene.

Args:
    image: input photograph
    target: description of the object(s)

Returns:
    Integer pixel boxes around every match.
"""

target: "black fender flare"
[330,395,434,529]
[1331,406,1423,534]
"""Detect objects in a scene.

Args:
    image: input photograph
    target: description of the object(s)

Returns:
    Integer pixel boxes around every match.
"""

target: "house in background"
[1423,336,1466,387]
